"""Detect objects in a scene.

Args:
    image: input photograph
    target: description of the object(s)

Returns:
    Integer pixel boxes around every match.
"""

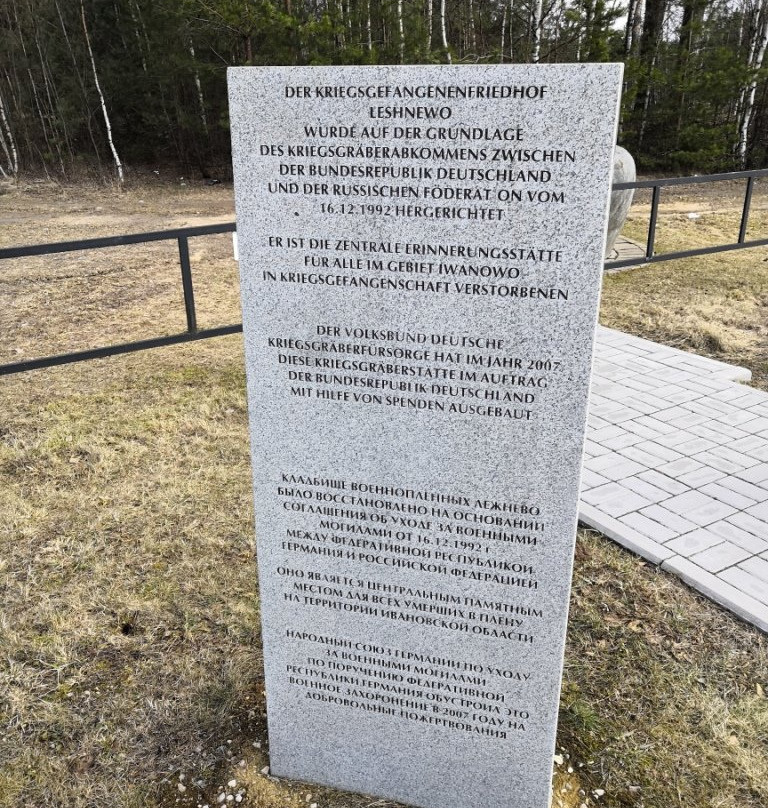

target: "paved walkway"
[605,235,645,267]
[582,327,768,633]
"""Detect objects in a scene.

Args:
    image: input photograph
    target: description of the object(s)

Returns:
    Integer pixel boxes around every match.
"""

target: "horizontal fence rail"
[0,222,240,376]
[605,167,768,270]
[1,170,766,375]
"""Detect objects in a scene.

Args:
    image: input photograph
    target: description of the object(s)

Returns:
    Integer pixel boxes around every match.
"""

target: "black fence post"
[646,184,661,260]
[738,176,755,244]
[178,236,197,333]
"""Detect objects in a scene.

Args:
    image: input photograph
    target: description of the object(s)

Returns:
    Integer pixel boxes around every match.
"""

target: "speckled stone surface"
[229,65,622,808]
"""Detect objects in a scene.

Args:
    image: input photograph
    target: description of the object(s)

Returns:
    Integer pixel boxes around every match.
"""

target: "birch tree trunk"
[440,0,451,62]
[0,88,19,175]
[738,2,768,166]
[426,0,432,52]
[531,0,544,61]
[468,0,477,53]
[189,40,208,132]
[128,0,148,72]
[397,0,405,62]
[500,2,507,62]
[367,0,373,52]
[80,0,124,184]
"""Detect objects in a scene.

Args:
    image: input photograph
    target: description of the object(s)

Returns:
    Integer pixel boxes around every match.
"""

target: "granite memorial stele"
[228,64,623,808]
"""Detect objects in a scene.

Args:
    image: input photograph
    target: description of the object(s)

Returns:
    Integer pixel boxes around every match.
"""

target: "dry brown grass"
[1,181,767,808]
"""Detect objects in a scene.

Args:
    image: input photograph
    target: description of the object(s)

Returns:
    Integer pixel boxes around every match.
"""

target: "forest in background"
[0,0,766,183]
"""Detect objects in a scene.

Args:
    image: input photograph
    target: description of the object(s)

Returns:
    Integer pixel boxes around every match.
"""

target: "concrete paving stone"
[625,358,659,373]
[596,366,635,382]
[664,435,719,454]
[718,475,768,501]
[667,412,713,429]
[653,365,696,382]
[691,451,748,475]
[611,394,661,416]
[620,376,667,393]
[677,378,725,395]
[622,476,675,504]
[689,541,752,573]
[745,444,768,462]
[587,414,612,431]
[739,556,768,584]
[612,405,649,423]
[633,415,680,435]
[612,342,647,356]
[621,445,672,468]
[699,482,758,510]
[579,503,676,564]
[665,530,723,556]
[634,440,684,463]
[709,387,757,403]
[718,567,768,607]
[636,469,688,495]
[683,399,736,417]
[619,511,679,543]
[676,466,727,488]
[594,347,623,359]
[653,386,701,404]
[689,421,749,441]
[727,511,768,538]
[709,520,768,553]
[589,424,626,444]
[580,468,611,491]
[717,409,763,427]
[708,445,761,469]
[661,556,768,633]
[651,430,704,449]
[589,400,639,420]
[729,434,768,453]
[592,359,620,374]
[733,465,768,486]
[737,392,768,407]
[639,504,699,534]
[652,405,700,421]
[623,421,667,440]
[584,454,648,480]
[600,432,643,451]
[584,440,614,458]
[589,382,615,397]
[658,457,706,476]
[580,482,653,518]
[661,490,737,527]
[740,416,768,434]
[663,490,717,513]
[745,500,768,521]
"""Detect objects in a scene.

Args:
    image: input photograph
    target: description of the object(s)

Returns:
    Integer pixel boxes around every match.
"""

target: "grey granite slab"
[229,64,622,808]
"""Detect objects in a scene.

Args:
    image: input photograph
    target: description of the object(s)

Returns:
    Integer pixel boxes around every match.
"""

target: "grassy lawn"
[0,182,766,808]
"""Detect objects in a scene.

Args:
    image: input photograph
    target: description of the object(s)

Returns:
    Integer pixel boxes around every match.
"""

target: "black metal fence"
[605,167,768,270]
[1,169,766,377]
